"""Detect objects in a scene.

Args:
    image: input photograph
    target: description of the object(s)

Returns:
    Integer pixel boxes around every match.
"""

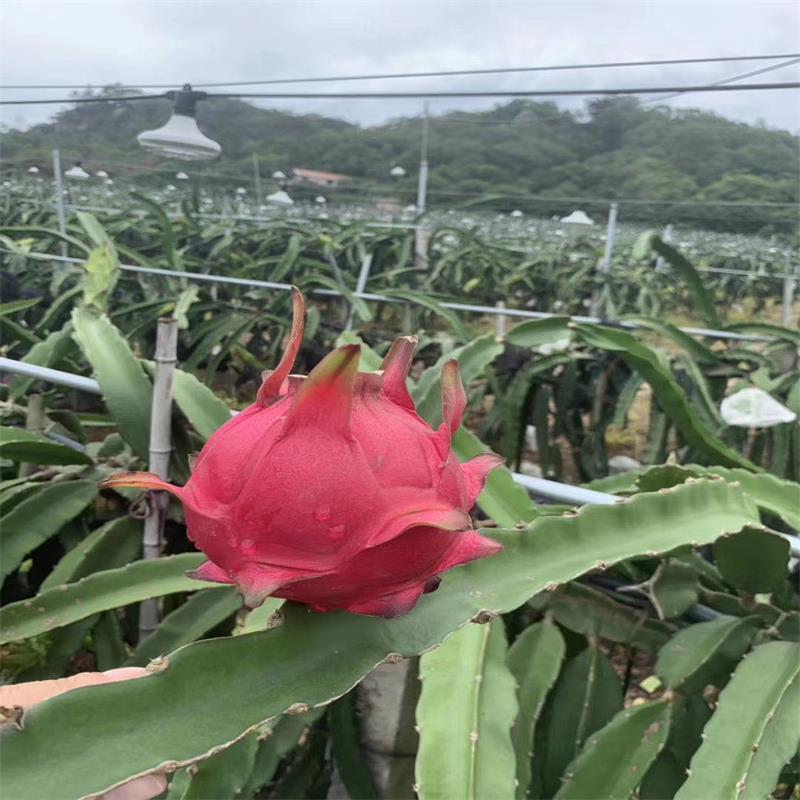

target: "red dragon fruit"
[101,289,503,617]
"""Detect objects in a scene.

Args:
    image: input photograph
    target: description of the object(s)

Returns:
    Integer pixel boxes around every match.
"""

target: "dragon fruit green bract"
[101,289,503,617]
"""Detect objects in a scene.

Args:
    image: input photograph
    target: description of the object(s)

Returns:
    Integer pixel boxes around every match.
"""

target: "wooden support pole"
[19,393,44,478]
[139,318,178,642]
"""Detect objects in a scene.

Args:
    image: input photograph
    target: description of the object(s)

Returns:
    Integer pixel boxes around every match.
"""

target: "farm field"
[1,185,799,800]
[1,13,800,794]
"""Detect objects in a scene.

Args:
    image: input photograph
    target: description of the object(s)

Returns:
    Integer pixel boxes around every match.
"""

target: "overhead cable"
[644,56,800,103]
[1,81,798,105]
[2,52,799,90]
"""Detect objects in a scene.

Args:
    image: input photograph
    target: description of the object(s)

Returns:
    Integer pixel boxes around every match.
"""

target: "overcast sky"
[1,0,799,133]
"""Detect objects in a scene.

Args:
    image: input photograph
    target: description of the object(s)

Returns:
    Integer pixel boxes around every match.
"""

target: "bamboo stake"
[139,318,178,642]
[18,393,44,478]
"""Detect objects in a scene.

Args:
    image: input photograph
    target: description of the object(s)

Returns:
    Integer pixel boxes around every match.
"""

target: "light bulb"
[137,85,220,161]
[560,210,594,225]
[266,189,294,206]
[65,163,89,180]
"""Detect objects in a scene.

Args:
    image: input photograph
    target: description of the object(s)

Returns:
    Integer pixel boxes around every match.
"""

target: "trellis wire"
[1,356,798,557]
[0,248,778,341]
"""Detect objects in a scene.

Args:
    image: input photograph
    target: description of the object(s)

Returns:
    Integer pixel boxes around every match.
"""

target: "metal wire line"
[642,56,800,103]
[3,53,799,90]
[0,248,781,340]
[1,81,799,105]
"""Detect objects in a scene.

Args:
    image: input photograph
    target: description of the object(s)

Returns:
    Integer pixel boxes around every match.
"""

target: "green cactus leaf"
[714,526,790,595]
[453,427,538,527]
[574,324,756,470]
[145,363,231,442]
[126,588,242,667]
[41,516,142,592]
[240,709,326,797]
[417,619,518,800]
[546,582,671,650]
[656,615,761,693]
[0,479,759,800]
[506,316,571,348]
[0,554,211,643]
[703,467,800,530]
[675,641,800,800]
[506,621,566,799]
[328,693,380,800]
[180,732,260,800]
[0,480,97,581]
[555,699,673,799]
[538,645,624,797]
[0,426,92,466]
[648,561,700,619]
[72,307,153,459]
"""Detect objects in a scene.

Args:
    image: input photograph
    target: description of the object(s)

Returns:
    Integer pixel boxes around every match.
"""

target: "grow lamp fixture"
[176,171,190,180]
[137,84,221,161]
[64,162,89,180]
[390,165,406,177]
[266,189,294,206]
[560,209,594,225]
[95,170,109,178]
[27,166,40,174]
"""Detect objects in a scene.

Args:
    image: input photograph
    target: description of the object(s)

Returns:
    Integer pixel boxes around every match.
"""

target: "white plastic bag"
[720,387,797,428]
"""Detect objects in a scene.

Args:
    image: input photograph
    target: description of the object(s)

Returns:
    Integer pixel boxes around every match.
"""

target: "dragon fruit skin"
[101,289,503,618]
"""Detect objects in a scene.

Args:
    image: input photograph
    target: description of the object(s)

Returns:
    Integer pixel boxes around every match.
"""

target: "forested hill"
[1,90,798,230]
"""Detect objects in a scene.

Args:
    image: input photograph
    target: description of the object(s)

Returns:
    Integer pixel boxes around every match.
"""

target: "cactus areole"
[101,289,503,617]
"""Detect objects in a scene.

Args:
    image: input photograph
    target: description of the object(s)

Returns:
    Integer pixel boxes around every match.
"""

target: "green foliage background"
[2,91,798,232]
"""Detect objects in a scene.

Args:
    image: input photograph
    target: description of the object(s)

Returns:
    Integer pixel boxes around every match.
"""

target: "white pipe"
[511,472,617,506]
[0,357,798,555]
[346,253,374,330]
[0,357,102,394]
[51,149,68,258]
[782,276,796,328]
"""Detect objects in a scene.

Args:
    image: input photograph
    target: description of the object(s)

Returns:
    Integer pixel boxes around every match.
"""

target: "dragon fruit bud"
[101,289,503,618]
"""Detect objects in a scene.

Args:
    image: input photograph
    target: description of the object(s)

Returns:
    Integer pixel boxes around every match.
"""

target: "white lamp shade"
[560,209,594,225]
[404,204,417,213]
[390,165,406,177]
[65,165,89,180]
[166,184,176,191]
[95,170,109,178]
[137,113,221,161]
[266,189,294,206]
[720,388,797,428]
[315,195,327,204]
[236,187,247,195]
[105,179,114,185]
[511,209,524,217]
[176,171,190,180]
[272,170,287,180]
[27,166,40,174]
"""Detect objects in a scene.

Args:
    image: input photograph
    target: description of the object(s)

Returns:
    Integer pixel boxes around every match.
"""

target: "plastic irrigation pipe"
[1,355,799,556]
[0,357,103,395]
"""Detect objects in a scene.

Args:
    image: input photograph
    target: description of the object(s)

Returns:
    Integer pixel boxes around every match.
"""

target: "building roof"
[292,168,351,183]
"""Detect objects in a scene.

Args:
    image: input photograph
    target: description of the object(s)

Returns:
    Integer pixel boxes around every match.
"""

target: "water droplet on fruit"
[315,508,331,522]
[328,524,346,540]
[241,538,256,556]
